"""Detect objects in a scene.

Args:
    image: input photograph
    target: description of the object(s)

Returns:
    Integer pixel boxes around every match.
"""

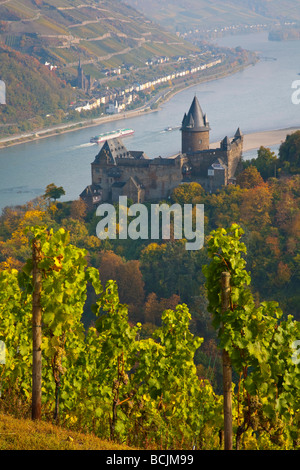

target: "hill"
[0,412,135,450]
[0,44,74,133]
[0,0,254,140]
[0,0,209,137]
[0,0,201,80]
[122,0,300,34]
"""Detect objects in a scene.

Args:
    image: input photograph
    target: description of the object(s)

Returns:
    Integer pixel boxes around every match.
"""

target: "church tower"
[181,96,210,154]
[77,58,85,89]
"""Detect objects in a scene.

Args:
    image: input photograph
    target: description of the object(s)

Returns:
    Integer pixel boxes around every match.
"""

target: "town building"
[80,96,243,209]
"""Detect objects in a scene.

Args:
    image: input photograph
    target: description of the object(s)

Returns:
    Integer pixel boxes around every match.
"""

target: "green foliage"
[201,175,300,321]
[279,130,300,174]
[140,240,206,303]
[171,182,205,204]
[236,165,264,189]
[243,146,278,180]
[0,223,299,449]
[43,183,66,202]
[203,224,300,447]
[0,225,219,449]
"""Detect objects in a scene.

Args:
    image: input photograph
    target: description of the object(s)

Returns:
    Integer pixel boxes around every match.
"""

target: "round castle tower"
[181,96,210,154]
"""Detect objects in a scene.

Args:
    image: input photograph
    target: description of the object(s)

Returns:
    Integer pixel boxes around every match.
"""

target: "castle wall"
[227,138,243,180]
[92,156,183,203]
[187,149,226,177]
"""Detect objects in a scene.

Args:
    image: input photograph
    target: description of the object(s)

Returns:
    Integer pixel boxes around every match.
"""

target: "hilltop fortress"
[80,96,243,208]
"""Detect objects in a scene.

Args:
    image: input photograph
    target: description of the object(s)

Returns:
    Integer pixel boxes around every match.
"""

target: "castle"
[80,96,243,208]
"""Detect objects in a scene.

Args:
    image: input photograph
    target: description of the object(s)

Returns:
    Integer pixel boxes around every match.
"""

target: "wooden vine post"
[221,271,232,450]
[32,238,42,420]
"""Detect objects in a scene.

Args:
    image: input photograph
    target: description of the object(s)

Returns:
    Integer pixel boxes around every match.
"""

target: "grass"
[0,412,136,450]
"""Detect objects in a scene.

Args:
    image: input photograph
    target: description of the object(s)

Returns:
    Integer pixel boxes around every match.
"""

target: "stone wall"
[181,129,210,154]
[92,155,184,203]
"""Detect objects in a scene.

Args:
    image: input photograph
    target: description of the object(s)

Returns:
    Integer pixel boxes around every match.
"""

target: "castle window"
[199,139,202,144]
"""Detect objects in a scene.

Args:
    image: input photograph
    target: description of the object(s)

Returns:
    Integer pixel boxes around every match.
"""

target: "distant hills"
[122,0,300,33]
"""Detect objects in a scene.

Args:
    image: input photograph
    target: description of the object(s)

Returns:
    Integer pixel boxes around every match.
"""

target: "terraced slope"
[122,0,300,33]
[0,0,201,76]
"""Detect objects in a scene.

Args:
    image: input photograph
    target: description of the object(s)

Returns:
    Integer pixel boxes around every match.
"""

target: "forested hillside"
[0,44,73,133]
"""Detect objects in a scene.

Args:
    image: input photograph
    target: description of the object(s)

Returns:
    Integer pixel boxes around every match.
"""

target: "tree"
[96,251,145,321]
[236,165,264,189]
[143,292,180,325]
[244,146,278,180]
[171,182,205,204]
[240,182,273,229]
[279,131,300,173]
[140,241,202,302]
[203,224,300,449]
[43,183,65,202]
[70,199,87,221]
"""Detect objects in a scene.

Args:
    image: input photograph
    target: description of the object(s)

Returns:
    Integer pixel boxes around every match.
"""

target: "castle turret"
[234,127,243,140]
[181,96,210,154]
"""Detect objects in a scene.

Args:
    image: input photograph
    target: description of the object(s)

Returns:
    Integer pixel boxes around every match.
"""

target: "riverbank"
[1,117,298,156]
[211,127,300,153]
[0,59,298,155]
[242,128,300,152]
[0,60,255,150]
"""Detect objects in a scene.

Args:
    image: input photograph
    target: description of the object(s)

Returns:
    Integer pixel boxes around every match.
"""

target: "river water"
[0,31,299,212]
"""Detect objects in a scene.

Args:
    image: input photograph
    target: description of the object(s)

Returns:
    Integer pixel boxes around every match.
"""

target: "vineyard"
[0,223,299,450]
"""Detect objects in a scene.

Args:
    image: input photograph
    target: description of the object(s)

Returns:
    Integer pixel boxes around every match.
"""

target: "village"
[70,56,223,114]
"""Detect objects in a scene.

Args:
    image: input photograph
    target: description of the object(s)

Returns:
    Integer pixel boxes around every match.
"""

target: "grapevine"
[0,224,298,449]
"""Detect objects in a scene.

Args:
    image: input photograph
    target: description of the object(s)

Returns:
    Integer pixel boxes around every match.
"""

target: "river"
[0,31,299,212]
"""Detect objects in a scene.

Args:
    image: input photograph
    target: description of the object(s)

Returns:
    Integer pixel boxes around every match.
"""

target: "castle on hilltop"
[80,96,243,208]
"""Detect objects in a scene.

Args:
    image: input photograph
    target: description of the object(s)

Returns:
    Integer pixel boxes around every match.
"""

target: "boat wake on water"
[70,142,96,150]
[161,126,180,133]
[90,128,134,144]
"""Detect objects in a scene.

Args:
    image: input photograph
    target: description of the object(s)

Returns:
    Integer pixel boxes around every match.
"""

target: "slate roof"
[79,183,102,198]
[93,138,148,165]
[181,96,209,131]
[234,127,243,139]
